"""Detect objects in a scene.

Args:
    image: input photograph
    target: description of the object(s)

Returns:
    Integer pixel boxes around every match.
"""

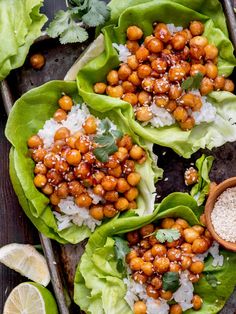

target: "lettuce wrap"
[0,0,47,81]
[76,0,236,158]
[74,192,236,313]
[5,80,162,244]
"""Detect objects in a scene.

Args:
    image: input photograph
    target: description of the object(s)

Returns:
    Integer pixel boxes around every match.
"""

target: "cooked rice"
[144,103,175,128]
[194,241,224,267]
[173,270,194,311]
[112,43,131,63]
[166,23,183,34]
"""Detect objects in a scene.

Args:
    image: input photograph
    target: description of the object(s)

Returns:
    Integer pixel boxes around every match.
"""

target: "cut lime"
[3,282,58,314]
[0,243,50,286]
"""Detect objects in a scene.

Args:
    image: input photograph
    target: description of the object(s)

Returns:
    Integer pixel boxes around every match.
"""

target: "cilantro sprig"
[144,228,181,243]
[47,0,110,44]
[181,72,204,91]
[162,272,180,292]
[114,237,130,275]
[93,119,123,162]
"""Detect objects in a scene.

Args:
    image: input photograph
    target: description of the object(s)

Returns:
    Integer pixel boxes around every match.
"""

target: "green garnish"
[93,119,123,162]
[181,72,204,91]
[162,272,180,292]
[155,229,181,243]
[47,0,110,44]
[114,237,130,274]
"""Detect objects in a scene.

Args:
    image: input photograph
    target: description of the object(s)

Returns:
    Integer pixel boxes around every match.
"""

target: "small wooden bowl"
[204,177,236,252]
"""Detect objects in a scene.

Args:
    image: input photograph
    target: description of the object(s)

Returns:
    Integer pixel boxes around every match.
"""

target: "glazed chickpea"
[133,301,146,314]
[83,116,97,134]
[43,152,56,168]
[179,93,195,108]
[54,127,70,141]
[93,82,107,94]
[190,64,206,76]
[173,106,188,123]
[190,36,208,48]
[184,167,198,185]
[75,193,92,208]
[133,272,148,284]
[192,295,203,310]
[126,250,138,263]
[151,58,167,74]
[28,135,43,148]
[127,26,143,40]
[106,85,124,98]
[214,76,225,90]
[161,218,174,229]
[224,79,235,92]
[192,225,205,235]
[55,159,69,174]
[129,201,137,209]
[58,95,73,111]
[137,64,152,79]
[169,262,181,272]
[190,21,204,36]
[175,218,189,229]
[89,205,104,220]
[129,72,141,86]
[108,166,122,178]
[126,40,140,53]
[154,78,170,93]
[135,106,153,122]
[30,53,45,69]
[200,77,214,95]
[107,70,119,86]
[34,163,47,175]
[189,273,200,283]
[117,135,133,150]
[160,290,173,300]
[148,235,158,246]
[142,77,154,92]
[170,304,182,314]
[53,108,67,122]
[50,192,60,205]
[169,85,182,100]
[179,117,195,131]
[180,61,191,75]
[190,46,205,60]
[147,38,164,53]
[127,172,141,186]
[184,228,199,243]
[140,262,153,276]
[122,81,136,93]
[122,159,135,175]
[190,261,204,274]
[127,231,140,244]
[154,256,170,273]
[171,223,183,236]
[118,64,131,81]
[129,145,144,160]
[46,169,62,186]
[104,191,119,202]
[115,147,129,162]
[123,93,138,106]
[116,178,130,193]
[135,46,149,62]
[181,242,192,253]
[68,181,84,197]
[103,204,117,218]
[140,239,151,250]
[138,91,151,105]
[168,66,186,82]
[65,149,81,166]
[204,44,218,60]
[151,277,162,290]
[34,174,47,188]
[130,257,144,271]
[74,162,91,179]
[93,184,105,197]
[172,33,187,50]
[125,187,139,201]
[181,256,192,270]
[146,285,159,299]
[75,136,90,154]
[101,175,117,191]
[151,244,167,257]
[143,250,154,262]
[205,62,218,79]
[127,55,139,70]
[66,136,76,149]
[154,23,171,43]
[56,182,69,198]
[41,183,54,195]
[154,95,169,108]
[167,248,182,262]
[139,224,154,237]
[192,238,209,254]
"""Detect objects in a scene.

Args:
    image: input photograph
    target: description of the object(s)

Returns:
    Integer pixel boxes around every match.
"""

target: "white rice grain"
[112,43,131,63]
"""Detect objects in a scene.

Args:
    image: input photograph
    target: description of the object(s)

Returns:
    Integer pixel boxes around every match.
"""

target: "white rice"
[87,188,104,204]
[54,197,102,231]
[112,43,131,63]
[144,103,175,128]
[194,241,224,267]
[146,299,170,314]
[192,98,216,125]
[166,23,183,34]
[173,271,194,311]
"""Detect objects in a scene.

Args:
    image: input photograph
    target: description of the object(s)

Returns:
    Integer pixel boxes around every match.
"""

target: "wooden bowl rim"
[205,177,236,252]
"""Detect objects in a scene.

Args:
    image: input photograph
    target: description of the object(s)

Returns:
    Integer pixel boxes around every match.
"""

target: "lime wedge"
[64,33,105,81]
[3,282,58,314]
[0,243,50,286]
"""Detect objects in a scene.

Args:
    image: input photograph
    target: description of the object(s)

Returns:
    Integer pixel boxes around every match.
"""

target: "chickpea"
[180,61,191,75]
[130,257,144,271]
[154,78,170,93]
[168,67,186,82]
[93,82,107,94]
[204,44,218,60]
[133,272,148,284]
[138,91,152,105]
[117,64,131,81]
[103,204,117,218]
[135,46,149,62]
[160,290,173,300]
[179,117,195,131]
[214,76,225,90]
[142,250,153,262]
[46,169,62,186]
[137,64,152,79]
[151,58,167,74]
[153,256,170,273]
[129,201,137,209]
[154,23,171,43]
[34,163,47,175]
[127,55,139,70]
[107,70,119,86]
[179,93,194,108]
[190,36,208,48]
[167,248,182,262]
[173,106,188,123]
[30,53,45,69]
[171,223,183,236]
[105,155,120,169]
[146,285,159,299]
[192,295,203,310]
[74,162,91,179]
[190,261,204,274]
[54,127,70,141]
[58,95,73,111]
[75,136,90,154]
[170,304,182,314]
[189,21,204,36]
[167,239,181,248]
[104,191,118,203]
[43,152,56,168]
[126,40,140,53]
[192,238,209,254]
[34,174,47,188]
[125,187,139,201]
[142,77,154,92]
[140,239,151,250]
[193,96,202,112]
[169,85,182,100]
[115,147,129,163]
[169,262,181,272]
[122,81,136,93]
[68,181,84,197]
[126,250,138,263]
[65,149,81,166]
[41,183,54,195]
[172,33,187,50]
[192,225,205,235]
[127,231,140,245]
[148,235,158,246]
[147,38,164,53]
[140,262,153,276]
[224,79,235,92]
[190,64,206,76]
[101,175,117,191]
[56,182,69,198]
[127,172,141,186]
[92,184,104,197]
[151,277,162,289]
[160,218,174,229]
[89,205,104,220]
[108,166,122,178]
[181,255,192,270]
[189,273,200,283]
[205,62,218,79]
[127,25,143,40]
[55,159,69,174]
[175,218,189,229]
[190,46,205,60]
[129,145,144,160]
[122,160,135,175]
[138,224,154,237]
[154,95,169,108]
[135,106,153,122]
[200,77,214,95]
[106,85,124,98]
[183,228,199,243]
[181,242,192,253]
[133,301,147,314]
[75,193,92,208]
[52,109,67,123]
[50,192,60,205]
[129,72,141,86]
[28,135,43,149]
[117,135,133,150]
[83,116,97,134]
[123,93,138,106]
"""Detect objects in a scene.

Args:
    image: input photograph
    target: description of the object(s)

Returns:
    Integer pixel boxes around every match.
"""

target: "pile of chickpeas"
[126,217,213,314]
[94,21,235,131]
[27,95,147,221]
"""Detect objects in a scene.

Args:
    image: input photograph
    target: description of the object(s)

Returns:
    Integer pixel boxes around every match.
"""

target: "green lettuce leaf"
[5,80,162,243]
[74,193,236,313]
[0,0,47,81]
[191,154,214,205]
[77,0,236,158]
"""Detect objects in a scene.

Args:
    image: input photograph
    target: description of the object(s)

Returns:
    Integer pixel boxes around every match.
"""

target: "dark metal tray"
[1,1,236,313]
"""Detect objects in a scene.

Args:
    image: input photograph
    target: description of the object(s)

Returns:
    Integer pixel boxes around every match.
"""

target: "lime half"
[0,243,50,286]
[3,282,58,314]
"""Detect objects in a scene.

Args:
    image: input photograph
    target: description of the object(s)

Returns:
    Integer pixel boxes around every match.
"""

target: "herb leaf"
[47,10,71,38]
[181,72,204,91]
[205,273,221,288]
[156,229,181,243]
[82,0,110,27]
[114,237,130,274]
[162,272,180,292]
[60,24,88,44]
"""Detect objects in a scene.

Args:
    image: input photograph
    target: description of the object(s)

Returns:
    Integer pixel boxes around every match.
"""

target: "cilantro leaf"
[94,134,114,146]
[93,147,109,162]
[60,24,88,44]
[181,73,204,91]
[47,10,71,38]
[114,237,130,274]
[111,129,123,139]
[162,272,180,292]
[82,0,110,27]
[156,229,181,243]
[99,119,111,133]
